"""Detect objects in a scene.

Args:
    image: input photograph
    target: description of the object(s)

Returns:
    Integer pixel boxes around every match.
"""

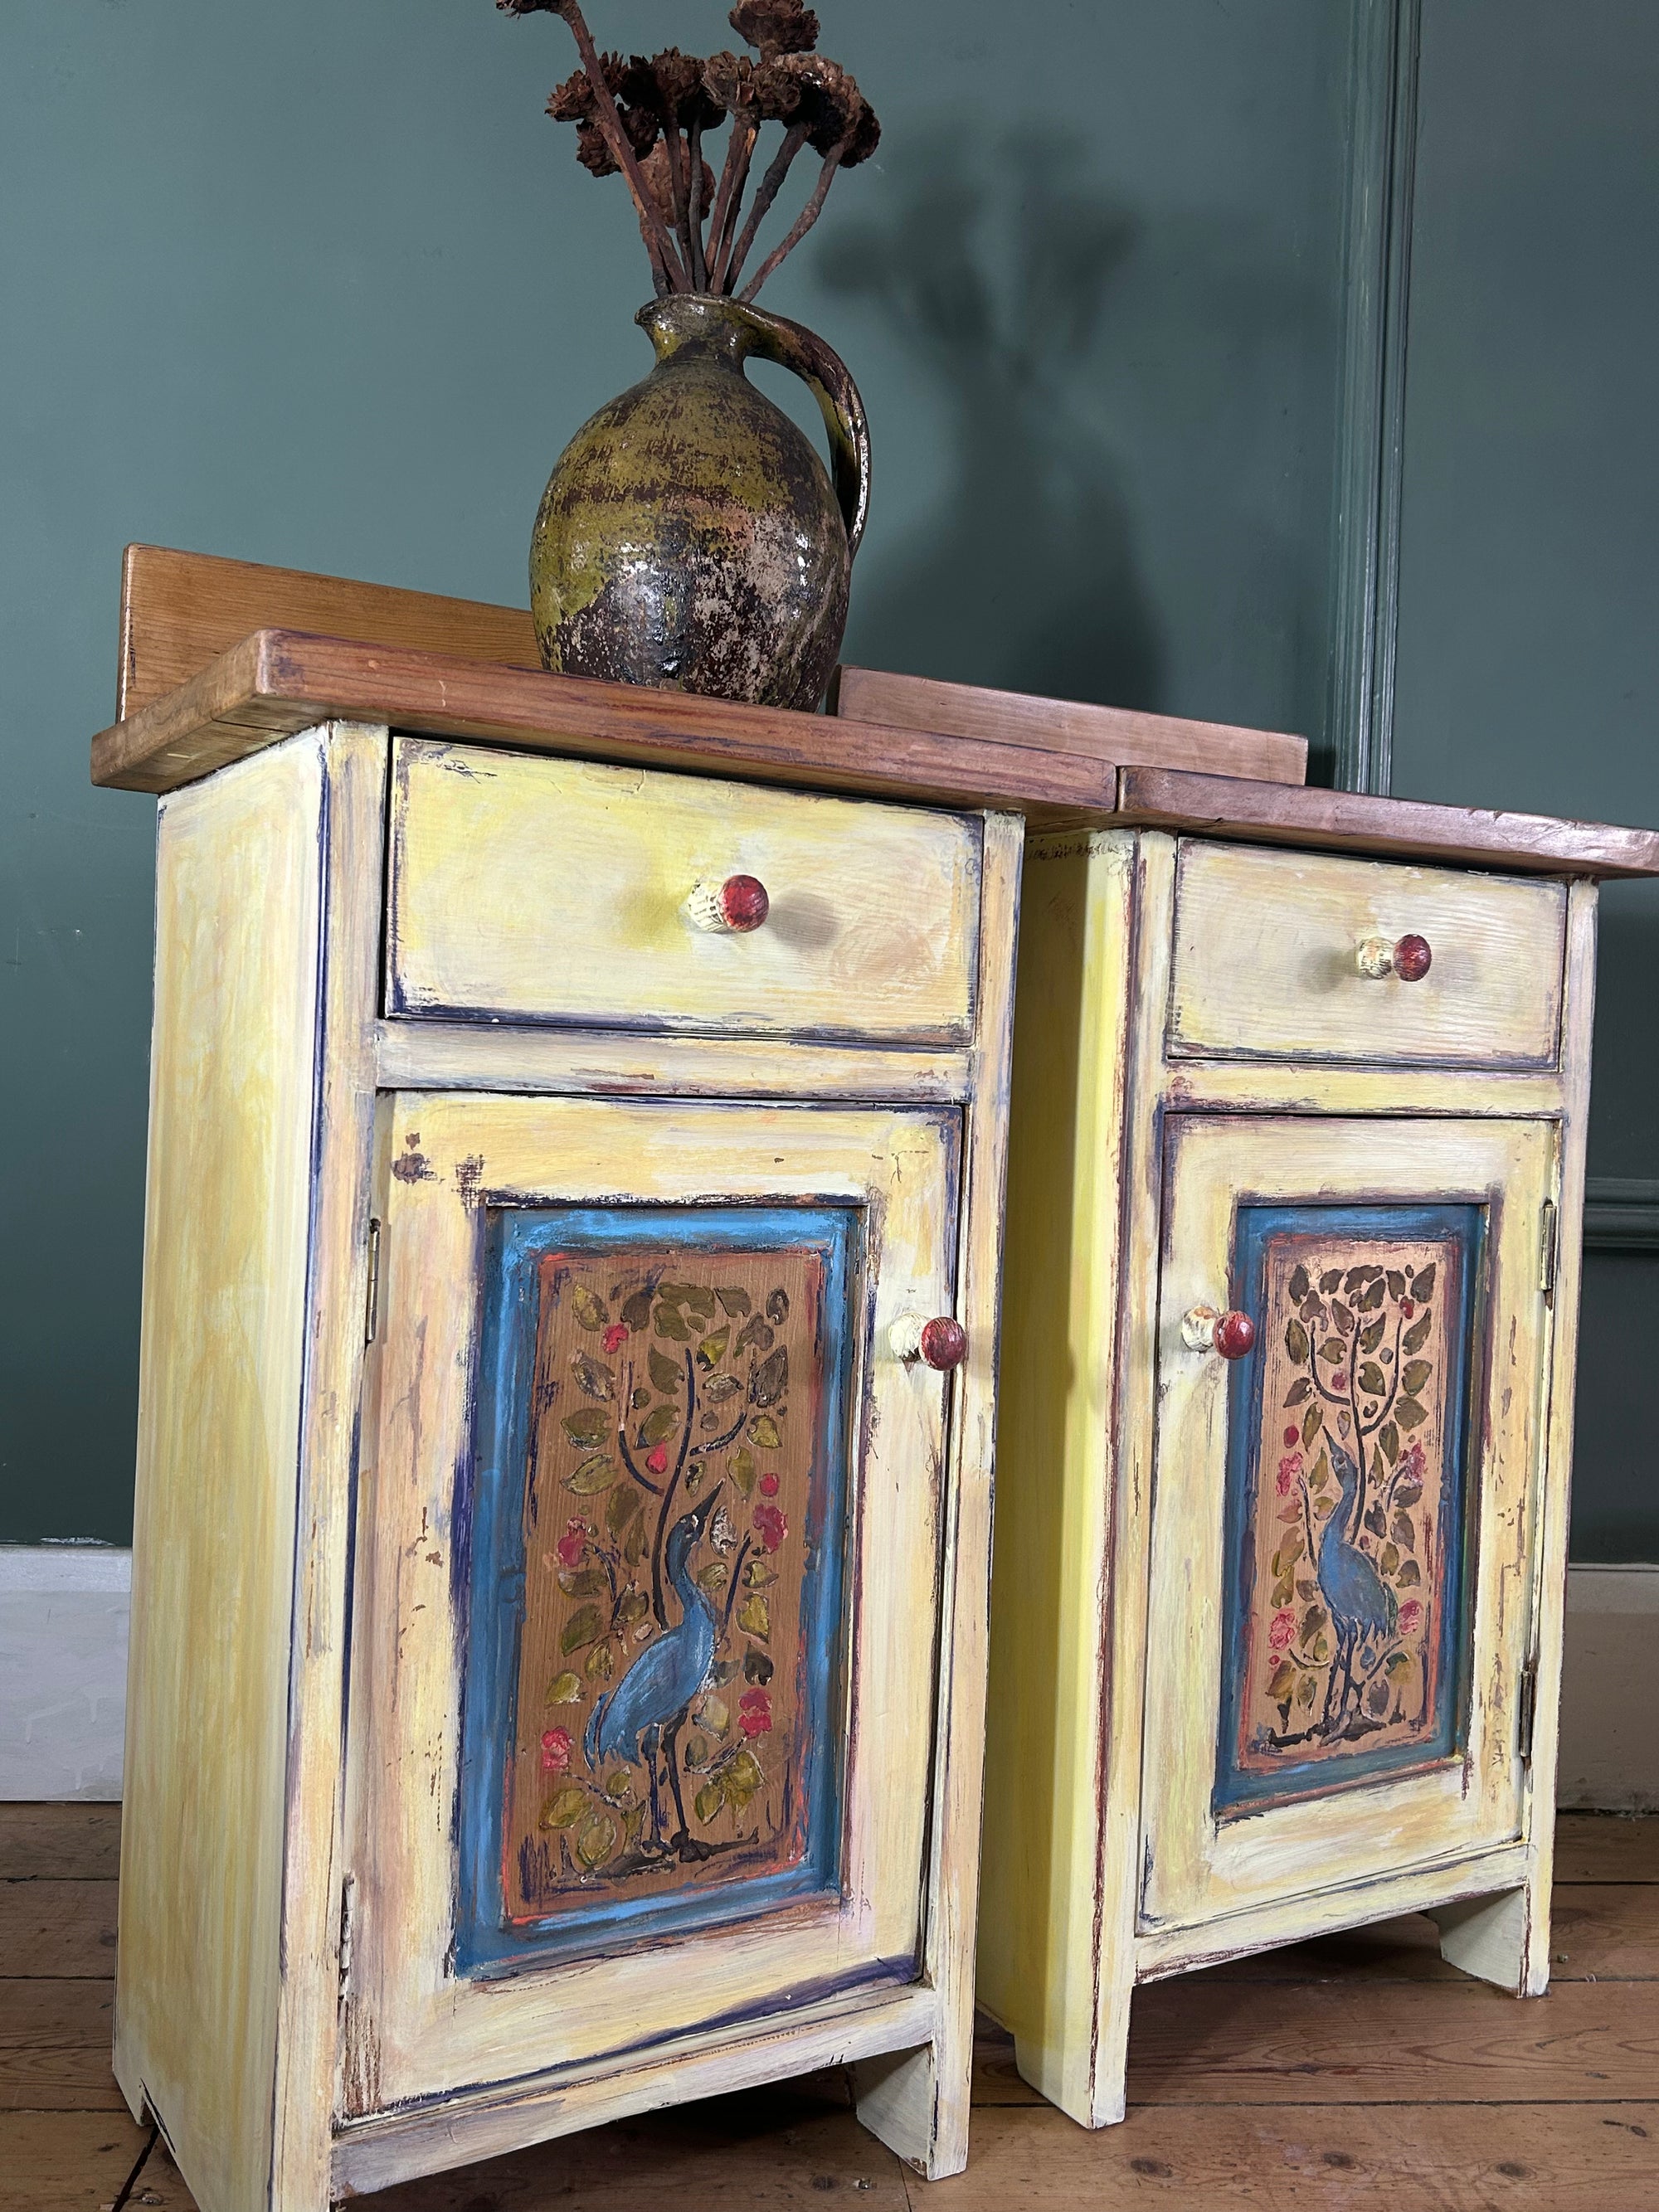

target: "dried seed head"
[752,56,804,121]
[702,49,753,110]
[729,0,820,61]
[776,51,873,154]
[497,0,576,16]
[574,119,617,176]
[640,141,718,223]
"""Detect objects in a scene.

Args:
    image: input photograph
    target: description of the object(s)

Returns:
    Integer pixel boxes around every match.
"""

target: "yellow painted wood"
[387,737,983,1044]
[114,734,328,2212]
[345,1092,960,2114]
[1167,841,1568,1068]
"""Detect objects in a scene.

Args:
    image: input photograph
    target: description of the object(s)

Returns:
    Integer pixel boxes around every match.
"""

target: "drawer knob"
[892,1314,968,1370]
[687,874,770,934]
[1357,931,1433,981]
[1182,1305,1256,1360]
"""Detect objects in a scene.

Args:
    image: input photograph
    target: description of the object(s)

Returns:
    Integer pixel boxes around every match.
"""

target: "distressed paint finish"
[387,739,982,1045]
[345,1093,957,2113]
[114,734,326,2211]
[1167,839,1568,1068]
[979,824,1594,2136]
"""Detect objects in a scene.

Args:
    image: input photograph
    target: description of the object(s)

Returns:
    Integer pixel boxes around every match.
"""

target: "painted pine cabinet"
[112,722,1020,2208]
[980,829,1598,2128]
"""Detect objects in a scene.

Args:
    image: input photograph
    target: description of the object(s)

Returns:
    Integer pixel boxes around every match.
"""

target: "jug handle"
[729,302,871,561]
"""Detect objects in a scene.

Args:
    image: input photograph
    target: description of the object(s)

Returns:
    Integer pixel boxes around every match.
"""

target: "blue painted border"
[455,1203,856,1976]
[1214,1203,1485,1819]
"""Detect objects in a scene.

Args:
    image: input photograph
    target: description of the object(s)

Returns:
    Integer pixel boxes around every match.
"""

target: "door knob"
[686,874,770,933]
[1182,1305,1256,1359]
[1356,932,1433,980]
[891,1314,968,1369]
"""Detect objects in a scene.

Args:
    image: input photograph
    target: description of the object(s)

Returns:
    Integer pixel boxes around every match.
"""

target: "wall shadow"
[817,131,1165,711]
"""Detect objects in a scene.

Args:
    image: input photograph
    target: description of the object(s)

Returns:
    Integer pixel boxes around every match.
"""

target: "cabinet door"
[343,1093,958,2115]
[1139,1115,1554,1935]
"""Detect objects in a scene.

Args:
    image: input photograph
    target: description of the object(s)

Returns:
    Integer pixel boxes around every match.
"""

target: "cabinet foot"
[1430,1881,1549,1995]
[852,2039,968,2180]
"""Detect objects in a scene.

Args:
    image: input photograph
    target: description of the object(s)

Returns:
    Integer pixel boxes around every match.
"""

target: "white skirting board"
[0,1548,1654,1805]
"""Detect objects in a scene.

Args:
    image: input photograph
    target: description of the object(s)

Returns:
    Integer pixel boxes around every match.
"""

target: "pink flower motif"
[1283,1425,1299,1448]
[541,1726,572,1773]
[1268,1609,1296,1653]
[1402,1439,1427,1482]
[1400,1296,1414,1318]
[738,1688,773,1738]
[556,1518,589,1569]
[758,1472,780,1497]
[645,1442,669,1477]
[752,1502,786,1553]
[602,1321,629,1354]
[1398,1599,1423,1635]
[1333,1370,1348,1391]
[1276,1450,1302,1498]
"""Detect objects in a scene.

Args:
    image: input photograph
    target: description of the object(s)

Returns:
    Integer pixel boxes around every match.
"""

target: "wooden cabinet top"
[90,544,1659,879]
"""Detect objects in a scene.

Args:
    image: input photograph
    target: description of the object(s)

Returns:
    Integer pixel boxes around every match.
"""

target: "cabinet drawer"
[387,738,982,1044]
[1166,841,1566,1069]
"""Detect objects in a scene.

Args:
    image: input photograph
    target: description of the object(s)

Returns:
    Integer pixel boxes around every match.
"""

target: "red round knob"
[1213,1310,1256,1361]
[919,1316,968,1371]
[1393,932,1432,982]
[718,874,770,931]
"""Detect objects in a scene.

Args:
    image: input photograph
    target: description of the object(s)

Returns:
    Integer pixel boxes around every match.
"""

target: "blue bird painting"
[586,1483,723,1855]
[1316,1436,1399,1735]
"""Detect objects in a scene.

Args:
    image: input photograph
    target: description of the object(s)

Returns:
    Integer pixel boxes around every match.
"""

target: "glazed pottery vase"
[529,294,870,710]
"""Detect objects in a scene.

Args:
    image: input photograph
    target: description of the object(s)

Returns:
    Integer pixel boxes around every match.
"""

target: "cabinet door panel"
[1139,1116,1554,1935]
[345,1094,957,2112]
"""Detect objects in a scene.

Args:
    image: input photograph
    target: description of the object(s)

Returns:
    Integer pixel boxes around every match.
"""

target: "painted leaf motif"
[1395,1480,1423,1507]
[1320,1269,1341,1293]
[1319,1339,1345,1364]
[698,1330,729,1370]
[640,1403,680,1446]
[752,1348,789,1406]
[1386,1270,1406,1298]
[1396,1396,1429,1432]
[1288,1265,1311,1301]
[654,1302,691,1340]
[1284,1377,1311,1406]
[683,1734,710,1772]
[562,1605,604,1654]
[1268,1659,1296,1699]
[1401,1359,1433,1396]
[577,1813,617,1869]
[1285,1318,1310,1363]
[562,1408,610,1448]
[585,1639,615,1681]
[737,1592,771,1640]
[696,1561,728,1592]
[1272,1571,1295,1607]
[1392,1511,1417,1552]
[1301,1402,1325,1446]
[735,1312,775,1354]
[622,1514,647,1563]
[571,1287,609,1330]
[620,1286,654,1330]
[716,1286,752,1317]
[699,1694,730,1734]
[1359,1279,1386,1311]
[630,1387,651,1410]
[1367,1680,1390,1717]
[681,1284,718,1320]
[743,1646,774,1684]
[742,1558,776,1588]
[567,1453,615,1495]
[606,1484,642,1536]
[1358,1362,1387,1396]
[694,1780,725,1823]
[557,1565,607,1597]
[572,1353,614,1400]
[602,1769,632,1800]
[1301,1605,1326,1640]
[722,1747,765,1810]
[617,1589,650,1626]
[731,1446,757,1498]
[1381,1541,1400,1575]
[1403,1312,1433,1354]
[749,1414,782,1449]
[541,1787,587,1829]
[1379,1421,1399,1464]
[546,1670,583,1703]
[1272,1533,1304,1575]
[1360,1316,1386,1354]
[649,1347,682,1393]
[1397,1557,1423,1587]
[766,1289,790,1325]
[1413,1263,1438,1299]
[704,1372,742,1402]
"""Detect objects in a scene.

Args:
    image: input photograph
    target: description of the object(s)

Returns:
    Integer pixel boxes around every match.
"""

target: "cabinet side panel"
[978,834,1133,2122]
[115,738,325,2212]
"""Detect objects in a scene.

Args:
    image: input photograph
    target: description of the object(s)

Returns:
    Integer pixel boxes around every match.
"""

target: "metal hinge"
[1517,1659,1539,1764]
[1540,1200,1559,1298]
[338,1873,358,2005]
[363,1219,382,1345]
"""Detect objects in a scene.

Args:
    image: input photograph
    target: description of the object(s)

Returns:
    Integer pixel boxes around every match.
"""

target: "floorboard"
[0,1807,1652,2210]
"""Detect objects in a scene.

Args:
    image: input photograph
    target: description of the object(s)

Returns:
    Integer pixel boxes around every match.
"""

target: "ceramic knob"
[686,874,770,934]
[891,1314,968,1369]
[1182,1305,1256,1359]
[1357,932,1433,980]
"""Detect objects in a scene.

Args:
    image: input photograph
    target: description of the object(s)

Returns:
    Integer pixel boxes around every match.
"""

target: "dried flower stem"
[687,115,709,289]
[738,136,845,300]
[664,123,695,279]
[705,115,759,290]
[560,2,687,284]
[720,120,809,294]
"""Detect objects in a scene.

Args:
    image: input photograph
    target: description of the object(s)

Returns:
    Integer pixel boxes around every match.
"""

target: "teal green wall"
[2,2,1352,1543]
[1389,1,1659,1558]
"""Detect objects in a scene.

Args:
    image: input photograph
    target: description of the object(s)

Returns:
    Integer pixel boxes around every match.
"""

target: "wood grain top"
[92,546,1659,874]
[833,664,1308,787]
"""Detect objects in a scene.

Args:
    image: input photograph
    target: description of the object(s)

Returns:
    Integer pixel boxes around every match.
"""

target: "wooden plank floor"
[2,1806,1655,2210]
